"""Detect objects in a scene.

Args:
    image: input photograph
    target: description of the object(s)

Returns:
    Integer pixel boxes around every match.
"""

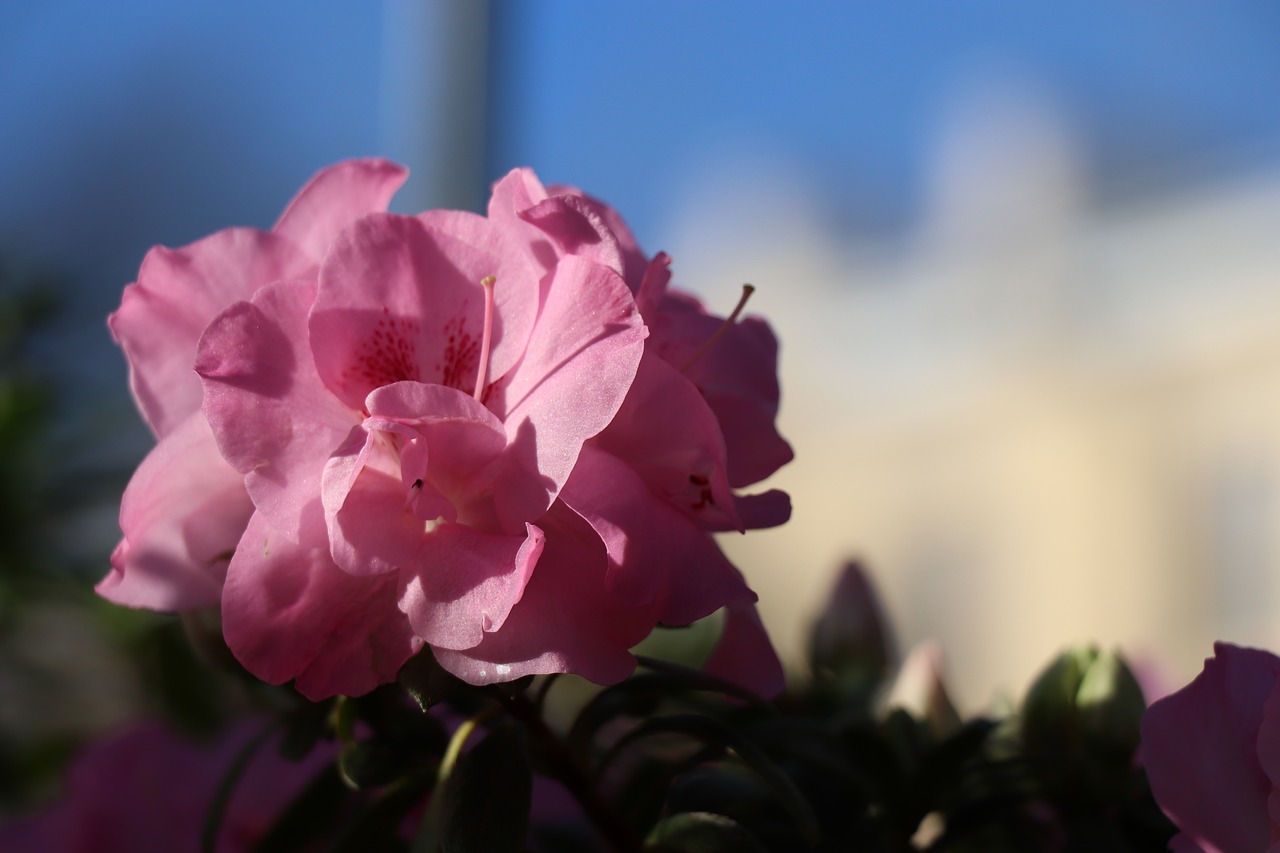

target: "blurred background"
[4,1,1280,778]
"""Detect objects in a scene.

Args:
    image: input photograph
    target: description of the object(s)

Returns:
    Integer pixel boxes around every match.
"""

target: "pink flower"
[102,162,791,700]
[1139,642,1280,853]
[0,720,332,853]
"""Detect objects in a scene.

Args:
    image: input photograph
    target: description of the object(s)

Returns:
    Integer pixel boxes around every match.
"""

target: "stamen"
[679,284,755,372]
[472,276,496,400]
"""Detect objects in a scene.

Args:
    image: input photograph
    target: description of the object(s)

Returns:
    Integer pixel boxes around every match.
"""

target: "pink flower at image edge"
[0,720,331,853]
[1139,642,1280,853]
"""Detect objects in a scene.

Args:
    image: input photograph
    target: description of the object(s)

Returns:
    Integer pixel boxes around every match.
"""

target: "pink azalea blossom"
[1139,642,1280,853]
[0,720,332,853]
[102,161,791,700]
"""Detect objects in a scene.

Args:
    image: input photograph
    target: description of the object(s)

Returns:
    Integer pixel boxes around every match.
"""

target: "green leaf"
[566,675,667,764]
[415,723,532,853]
[599,714,819,847]
[644,811,770,852]
[1021,645,1097,753]
[278,700,332,762]
[397,646,466,712]
[633,656,776,705]
[567,660,771,767]
[328,768,436,853]
[251,765,347,853]
[339,739,410,790]
[202,722,282,853]
[1075,649,1145,759]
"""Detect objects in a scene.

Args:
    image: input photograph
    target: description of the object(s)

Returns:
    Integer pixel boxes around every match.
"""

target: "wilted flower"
[101,161,791,699]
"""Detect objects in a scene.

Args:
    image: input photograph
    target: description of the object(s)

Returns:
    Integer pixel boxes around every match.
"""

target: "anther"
[473,276,496,400]
[679,284,755,372]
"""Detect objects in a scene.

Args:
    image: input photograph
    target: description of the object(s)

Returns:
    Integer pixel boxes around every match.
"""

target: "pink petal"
[196,281,359,546]
[321,423,426,577]
[634,252,672,318]
[731,489,792,531]
[221,511,420,700]
[433,505,652,685]
[492,255,646,527]
[364,380,511,526]
[518,193,625,279]
[272,158,408,260]
[309,212,540,411]
[546,184,650,293]
[1258,683,1280,841]
[592,353,740,532]
[486,168,551,230]
[97,413,253,611]
[1140,642,1280,853]
[702,599,785,700]
[397,522,545,651]
[110,228,309,438]
[560,445,752,627]
[649,292,793,488]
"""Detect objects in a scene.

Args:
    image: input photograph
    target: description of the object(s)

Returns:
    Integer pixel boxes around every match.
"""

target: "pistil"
[473,276,496,400]
[679,284,755,372]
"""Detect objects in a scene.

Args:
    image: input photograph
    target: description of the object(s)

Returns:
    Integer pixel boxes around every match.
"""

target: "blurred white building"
[661,82,1280,709]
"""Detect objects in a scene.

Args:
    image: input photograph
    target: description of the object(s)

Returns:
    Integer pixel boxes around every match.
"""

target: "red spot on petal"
[343,315,421,390]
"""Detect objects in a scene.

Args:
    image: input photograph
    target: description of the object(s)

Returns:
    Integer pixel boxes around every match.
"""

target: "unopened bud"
[886,641,961,738]
[1021,644,1146,760]
[1075,648,1146,758]
[809,560,893,695]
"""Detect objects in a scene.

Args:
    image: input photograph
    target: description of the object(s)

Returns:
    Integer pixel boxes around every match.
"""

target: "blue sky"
[3,1,1280,388]
[489,2,1280,242]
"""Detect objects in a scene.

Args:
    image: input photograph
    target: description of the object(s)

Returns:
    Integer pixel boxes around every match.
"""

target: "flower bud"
[1075,648,1146,759]
[885,641,961,738]
[808,561,893,698]
[1021,644,1146,760]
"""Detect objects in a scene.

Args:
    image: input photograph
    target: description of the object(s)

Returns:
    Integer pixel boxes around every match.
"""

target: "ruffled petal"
[364,380,511,525]
[546,184,650,293]
[592,353,739,532]
[221,511,420,700]
[702,599,785,700]
[272,158,408,260]
[434,505,651,685]
[649,292,793,487]
[110,229,309,438]
[397,522,545,651]
[492,255,646,527]
[561,445,751,627]
[196,281,359,546]
[310,213,540,410]
[518,193,625,279]
[98,413,252,611]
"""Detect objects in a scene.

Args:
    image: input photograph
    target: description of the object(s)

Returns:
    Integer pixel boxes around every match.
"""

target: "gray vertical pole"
[379,0,491,213]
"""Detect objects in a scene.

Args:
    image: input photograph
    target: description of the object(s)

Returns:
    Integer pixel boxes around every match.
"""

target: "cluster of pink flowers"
[100,160,791,700]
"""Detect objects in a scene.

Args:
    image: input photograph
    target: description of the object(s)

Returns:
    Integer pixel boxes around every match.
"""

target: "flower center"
[679,284,755,372]
[473,275,496,401]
